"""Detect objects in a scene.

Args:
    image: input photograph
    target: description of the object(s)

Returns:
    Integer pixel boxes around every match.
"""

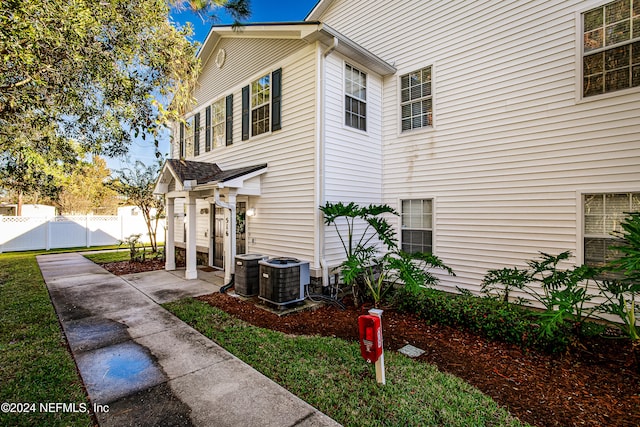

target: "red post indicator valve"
[358,314,383,363]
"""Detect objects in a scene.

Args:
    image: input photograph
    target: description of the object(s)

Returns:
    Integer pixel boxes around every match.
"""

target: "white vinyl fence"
[0,215,166,253]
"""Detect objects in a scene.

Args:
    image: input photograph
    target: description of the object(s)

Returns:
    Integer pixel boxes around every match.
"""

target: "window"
[211,98,226,149]
[401,67,432,131]
[401,199,433,254]
[184,115,195,157]
[582,0,640,97]
[242,69,280,141]
[251,74,270,136]
[345,64,366,131]
[583,192,640,267]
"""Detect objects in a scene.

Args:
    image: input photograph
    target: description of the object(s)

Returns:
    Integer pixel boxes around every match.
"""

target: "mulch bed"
[100,260,640,427]
[100,259,167,275]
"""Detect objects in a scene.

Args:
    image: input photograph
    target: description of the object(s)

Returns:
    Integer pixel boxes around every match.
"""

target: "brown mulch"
[100,259,167,275]
[100,260,640,427]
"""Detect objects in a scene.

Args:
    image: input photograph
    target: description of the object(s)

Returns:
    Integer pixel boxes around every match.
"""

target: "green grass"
[0,247,115,427]
[84,246,163,264]
[164,298,529,427]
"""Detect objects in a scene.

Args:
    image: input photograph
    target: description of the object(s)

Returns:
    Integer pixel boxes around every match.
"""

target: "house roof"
[305,0,334,21]
[198,22,396,76]
[155,159,268,194]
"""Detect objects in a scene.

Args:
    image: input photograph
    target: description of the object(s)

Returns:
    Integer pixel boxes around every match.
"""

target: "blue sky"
[107,0,319,171]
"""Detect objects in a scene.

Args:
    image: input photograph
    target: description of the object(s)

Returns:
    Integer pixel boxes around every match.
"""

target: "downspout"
[318,36,338,289]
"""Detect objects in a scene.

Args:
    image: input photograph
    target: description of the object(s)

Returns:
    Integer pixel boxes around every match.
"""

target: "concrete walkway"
[38,253,341,427]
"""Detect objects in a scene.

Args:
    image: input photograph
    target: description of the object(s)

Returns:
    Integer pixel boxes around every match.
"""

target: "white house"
[155,0,640,294]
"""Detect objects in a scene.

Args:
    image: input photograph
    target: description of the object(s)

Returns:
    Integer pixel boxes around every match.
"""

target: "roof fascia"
[198,22,396,77]
[305,0,334,21]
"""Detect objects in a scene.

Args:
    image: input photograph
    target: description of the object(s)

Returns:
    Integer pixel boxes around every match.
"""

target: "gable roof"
[305,0,334,21]
[198,22,396,77]
[155,159,267,194]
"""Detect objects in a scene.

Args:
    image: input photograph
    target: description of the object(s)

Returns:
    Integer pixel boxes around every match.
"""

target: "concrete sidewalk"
[38,253,341,427]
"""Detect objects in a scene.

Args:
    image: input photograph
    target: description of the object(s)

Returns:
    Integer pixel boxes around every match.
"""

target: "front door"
[213,206,225,268]
[236,201,247,256]
[211,201,247,269]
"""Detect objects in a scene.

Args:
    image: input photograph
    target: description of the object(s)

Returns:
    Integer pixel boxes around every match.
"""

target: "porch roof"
[154,159,268,194]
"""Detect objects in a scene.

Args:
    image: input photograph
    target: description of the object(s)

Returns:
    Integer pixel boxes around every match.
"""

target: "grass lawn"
[165,298,530,427]
[0,246,116,427]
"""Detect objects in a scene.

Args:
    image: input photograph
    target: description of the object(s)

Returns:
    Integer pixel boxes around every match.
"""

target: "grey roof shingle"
[165,159,266,185]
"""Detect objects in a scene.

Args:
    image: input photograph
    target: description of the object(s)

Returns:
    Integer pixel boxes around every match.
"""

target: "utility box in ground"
[235,254,268,297]
[258,258,309,307]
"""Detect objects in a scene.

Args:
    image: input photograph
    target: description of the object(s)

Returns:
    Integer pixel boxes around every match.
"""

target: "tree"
[1,0,249,204]
[112,161,165,252]
[57,156,120,215]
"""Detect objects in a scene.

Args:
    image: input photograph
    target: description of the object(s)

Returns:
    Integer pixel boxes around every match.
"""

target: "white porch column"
[185,195,198,280]
[165,197,176,271]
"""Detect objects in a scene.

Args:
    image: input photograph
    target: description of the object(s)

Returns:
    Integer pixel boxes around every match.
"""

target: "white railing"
[0,215,166,253]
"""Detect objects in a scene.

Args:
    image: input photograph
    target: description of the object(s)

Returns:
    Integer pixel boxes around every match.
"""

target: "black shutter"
[242,85,249,141]
[271,68,282,131]
[179,122,185,158]
[193,113,200,156]
[205,106,211,152]
[226,94,233,146]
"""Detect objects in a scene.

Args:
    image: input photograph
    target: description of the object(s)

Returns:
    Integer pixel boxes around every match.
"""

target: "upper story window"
[251,74,270,137]
[184,115,195,157]
[345,64,367,131]
[401,67,432,131]
[242,69,281,141]
[582,0,640,97]
[211,98,226,149]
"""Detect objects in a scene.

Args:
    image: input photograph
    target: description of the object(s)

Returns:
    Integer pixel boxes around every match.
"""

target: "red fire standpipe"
[358,308,385,384]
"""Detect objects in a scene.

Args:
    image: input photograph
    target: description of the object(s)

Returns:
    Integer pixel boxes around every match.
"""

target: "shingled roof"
[165,159,267,185]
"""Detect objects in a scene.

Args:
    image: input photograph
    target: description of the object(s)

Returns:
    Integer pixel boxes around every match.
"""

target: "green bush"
[393,286,570,353]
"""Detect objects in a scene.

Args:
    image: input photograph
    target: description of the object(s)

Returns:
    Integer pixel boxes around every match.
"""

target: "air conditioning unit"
[259,257,310,307]
[234,254,268,297]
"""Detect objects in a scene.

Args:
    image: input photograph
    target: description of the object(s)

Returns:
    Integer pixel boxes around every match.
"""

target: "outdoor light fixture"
[246,208,256,217]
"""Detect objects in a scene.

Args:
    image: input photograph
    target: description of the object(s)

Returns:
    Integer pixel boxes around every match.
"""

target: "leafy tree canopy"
[0,0,249,203]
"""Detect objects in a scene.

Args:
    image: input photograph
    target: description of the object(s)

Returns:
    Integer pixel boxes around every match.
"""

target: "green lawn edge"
[164,297,530,427]
[0,249,103,426]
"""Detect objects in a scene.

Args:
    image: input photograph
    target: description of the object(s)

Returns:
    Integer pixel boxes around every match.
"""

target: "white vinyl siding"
[323,53,384,266]
[192,43,319,263]
[317,0,640,295]
[193,38,306,109]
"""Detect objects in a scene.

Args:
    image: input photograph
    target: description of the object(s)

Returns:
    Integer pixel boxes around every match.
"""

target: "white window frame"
[211,98,226,149]
[400,66,433,133]
[579,191,640,267]
[251,73,271,137]
[577,0,640,101]
[400,198,434,254]
[344,63,367,132]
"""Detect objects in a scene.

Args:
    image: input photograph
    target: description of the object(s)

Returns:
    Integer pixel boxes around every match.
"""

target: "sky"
[106,0,319,171]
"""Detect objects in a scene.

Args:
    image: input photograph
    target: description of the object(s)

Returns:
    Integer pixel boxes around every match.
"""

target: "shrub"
[394,286,570,353]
